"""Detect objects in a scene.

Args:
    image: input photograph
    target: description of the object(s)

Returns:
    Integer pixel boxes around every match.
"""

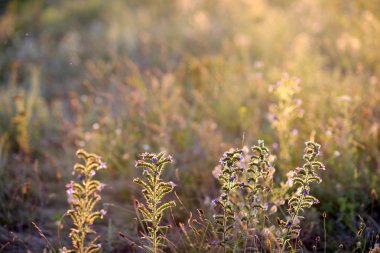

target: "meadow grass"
[0,0,379,252]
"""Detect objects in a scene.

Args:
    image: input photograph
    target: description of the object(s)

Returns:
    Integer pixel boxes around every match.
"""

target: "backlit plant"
[277,141,325,251]
[237,140,275,250]
[133,152,176,253]
[212,148,244,252]
[269,74,303,163]
[60,149,107,253]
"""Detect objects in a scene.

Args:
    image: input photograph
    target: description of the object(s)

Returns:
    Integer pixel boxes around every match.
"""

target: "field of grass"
[0,0,380,252]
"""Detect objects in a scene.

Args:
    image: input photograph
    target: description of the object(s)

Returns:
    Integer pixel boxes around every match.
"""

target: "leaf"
[138,205,153,221]
[156,201,176,215]
[133,178,154,196]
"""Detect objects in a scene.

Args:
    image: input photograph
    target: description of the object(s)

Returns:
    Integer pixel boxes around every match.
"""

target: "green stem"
[153,170,158,253]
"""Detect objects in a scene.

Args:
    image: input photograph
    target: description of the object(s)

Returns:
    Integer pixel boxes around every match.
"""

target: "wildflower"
[169,181,177,187]
[263,202,268,211]
[314,199,320,204]
[65,181,74,189]
[97,183,106,191]
[303,189,308,195]
[229,176,236,182]
[240,182,245,187]
[140,152,149,158]
[66,187,74,195]
[100,161,107,169]
[100,209,107,218]
[77,174,85,181]
[151,156,158,163]
[286,221,292,228]
[90,170,96,177]
[211,199,218,206]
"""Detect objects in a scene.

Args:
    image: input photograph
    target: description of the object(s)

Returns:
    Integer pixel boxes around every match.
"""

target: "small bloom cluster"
[61,149,107,253]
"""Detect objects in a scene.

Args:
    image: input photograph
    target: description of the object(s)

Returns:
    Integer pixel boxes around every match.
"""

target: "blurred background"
[0,0,379,251]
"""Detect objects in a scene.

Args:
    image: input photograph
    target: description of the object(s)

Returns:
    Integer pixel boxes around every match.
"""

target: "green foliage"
[236,140,275,250]
[1,0,380,251]
[134,152,176,253]
[277,141,325,251]
[61,149,107,253]
[212,148,243,252]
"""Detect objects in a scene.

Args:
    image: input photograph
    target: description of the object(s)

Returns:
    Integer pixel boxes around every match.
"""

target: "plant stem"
[323,213,326,253]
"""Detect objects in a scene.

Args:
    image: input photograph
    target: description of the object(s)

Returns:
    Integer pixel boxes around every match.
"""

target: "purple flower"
[100,209,107,218]
[314,199,320,204]
[211,199,218,206]
[77,174,85,181]
[97,183,106,191]
[100,161,107,169]
[221,195,227,201]
[229,176,236,182]
[286,221,292,228]
[66,188,74,195]
[152,156,158,163]
[319,165,326,170]
[140,152,149,159]
[65,181,74,189]
[90,170,96,177]
[303,189,308,195]
[240,182,245,187]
